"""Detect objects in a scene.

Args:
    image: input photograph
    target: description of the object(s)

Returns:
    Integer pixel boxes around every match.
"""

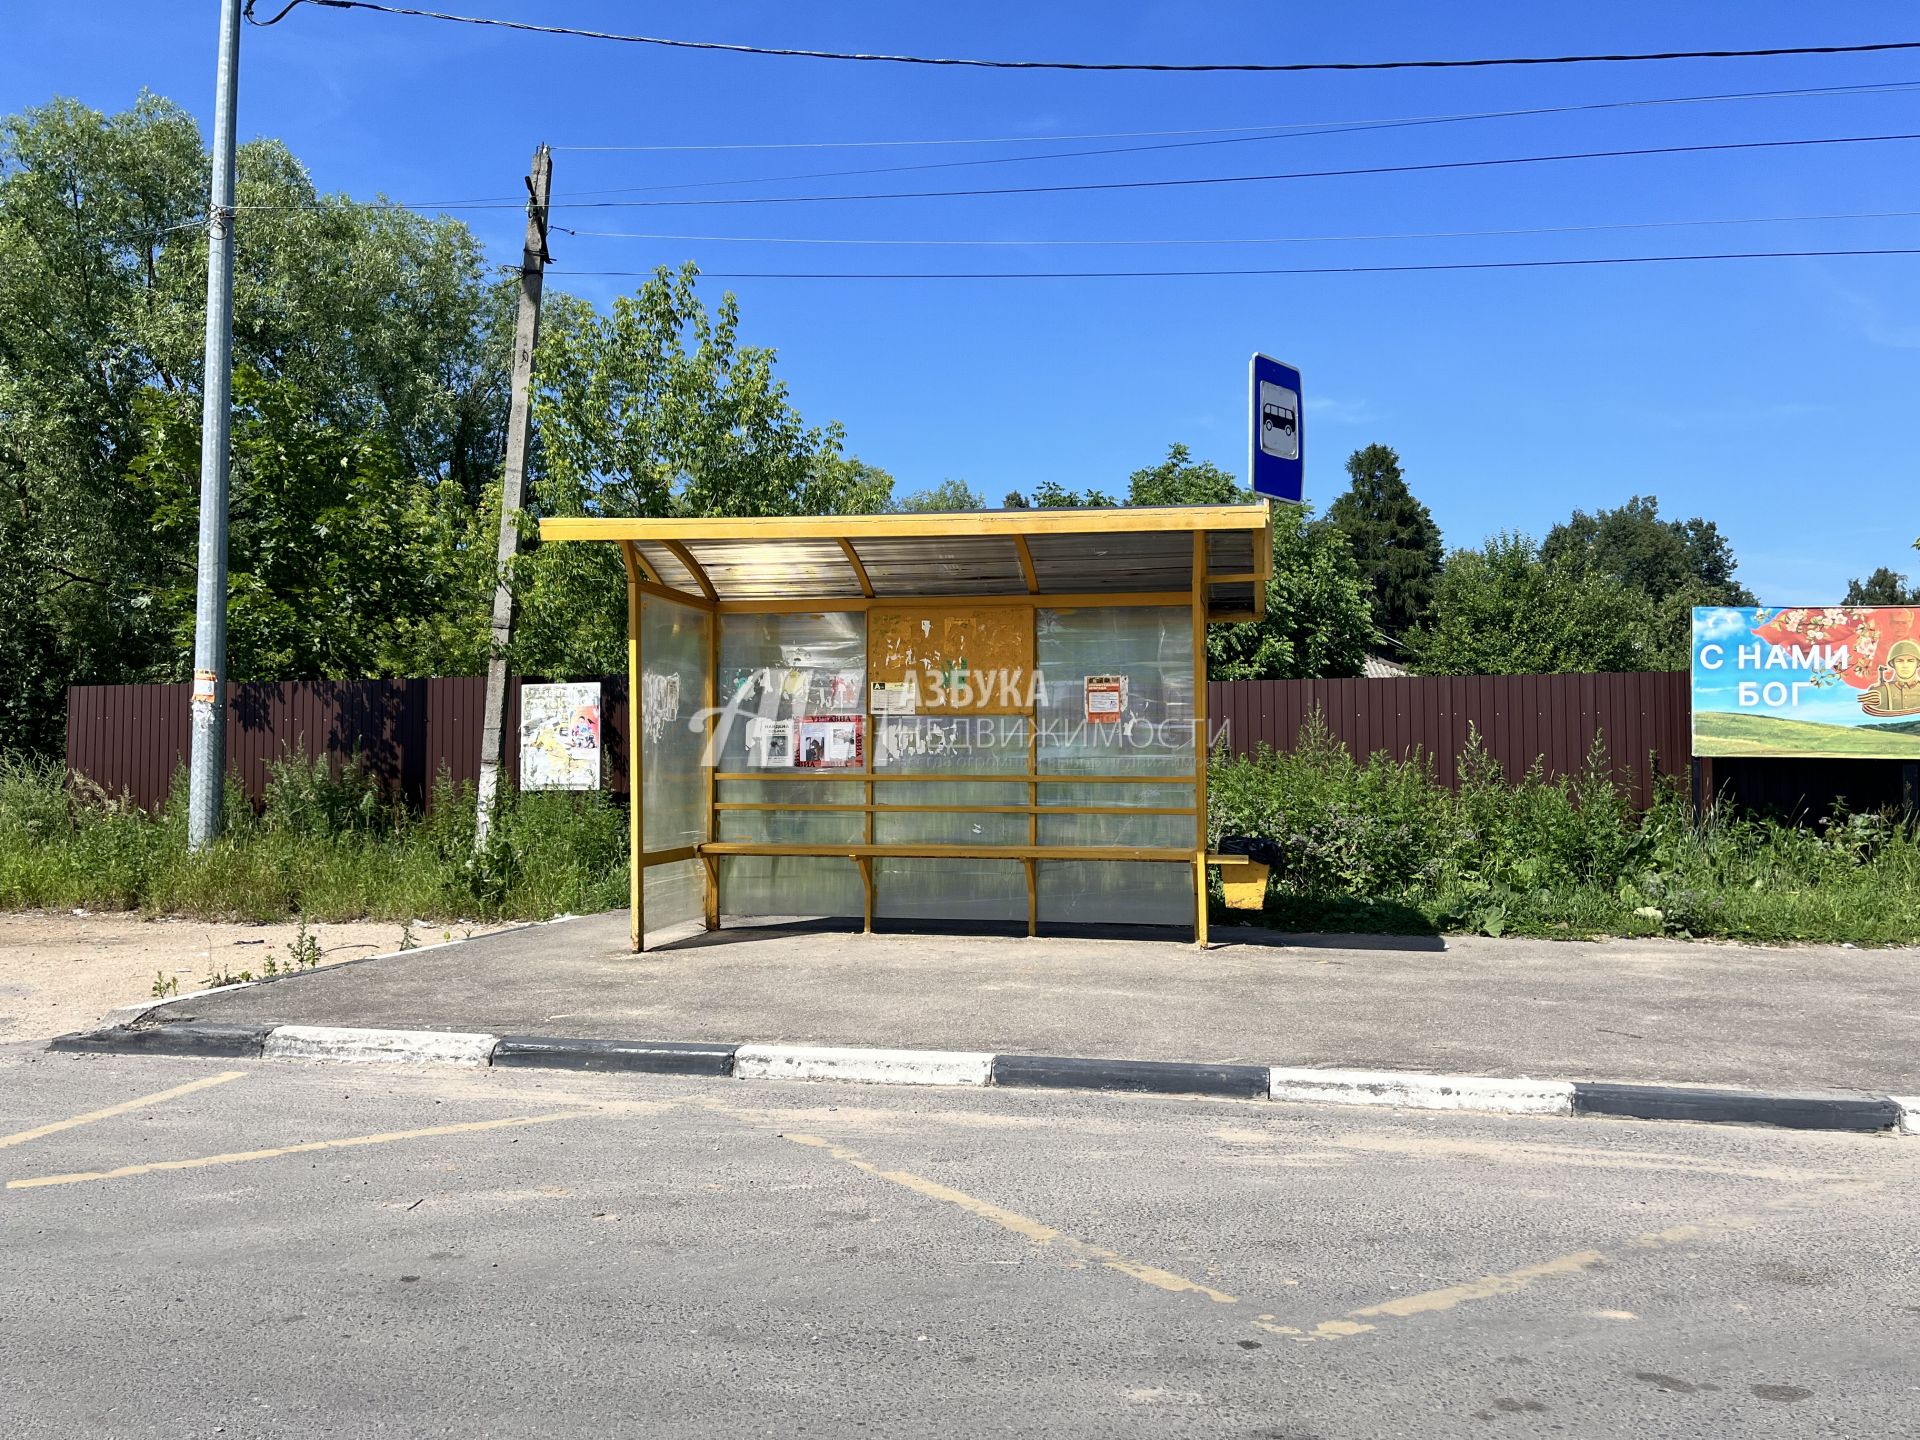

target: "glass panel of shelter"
[649,601,1199,933]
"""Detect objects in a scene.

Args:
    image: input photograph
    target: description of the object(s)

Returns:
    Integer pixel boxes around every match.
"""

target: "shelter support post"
[1026,719,1039,936]
[622,542,645,953]
[704,609,720,929]
[1192,532,1209,949]
[862,675,875,934]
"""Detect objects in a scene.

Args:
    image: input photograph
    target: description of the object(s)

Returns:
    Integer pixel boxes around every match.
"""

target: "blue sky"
[8,3,1919,602]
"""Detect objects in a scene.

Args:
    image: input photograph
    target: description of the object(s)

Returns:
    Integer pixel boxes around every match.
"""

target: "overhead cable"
[542,132,1920,211]
[553,209,1920,248]
[550,247,1920,281]
[547,79,1920,153]
[243,3,1920,74]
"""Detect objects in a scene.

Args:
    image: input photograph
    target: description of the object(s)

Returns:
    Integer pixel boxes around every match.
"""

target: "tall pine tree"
[1326,444,1443,655]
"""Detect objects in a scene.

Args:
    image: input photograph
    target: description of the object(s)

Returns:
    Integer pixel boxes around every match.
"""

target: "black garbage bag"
[1216,834,1282,868]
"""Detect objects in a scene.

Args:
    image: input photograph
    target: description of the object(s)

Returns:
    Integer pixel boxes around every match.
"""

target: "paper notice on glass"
[1085,674,1126,723]
[870,681,917,716]
[795,714,864,769]
[745,717,795,769]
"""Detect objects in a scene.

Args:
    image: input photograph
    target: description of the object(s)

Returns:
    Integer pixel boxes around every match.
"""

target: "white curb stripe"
[1894,1097,1920,1136]
[734,1044,993,1088]
[262,1025,498,1067]
[1269,1067,1575,1116]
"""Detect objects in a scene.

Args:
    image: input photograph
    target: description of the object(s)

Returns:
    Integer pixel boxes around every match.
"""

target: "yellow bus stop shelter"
[538,504,1271,950]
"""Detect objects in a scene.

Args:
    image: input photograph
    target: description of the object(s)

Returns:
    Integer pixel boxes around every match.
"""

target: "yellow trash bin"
[1218,859,1270,911]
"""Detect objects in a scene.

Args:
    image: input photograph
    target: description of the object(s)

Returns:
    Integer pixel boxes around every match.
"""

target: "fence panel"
[69,670,1902,818]
[65,676,632,812]
[1207,671,1692,810]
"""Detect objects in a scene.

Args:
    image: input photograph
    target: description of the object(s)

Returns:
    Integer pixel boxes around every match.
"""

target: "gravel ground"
[0,910,507,1043]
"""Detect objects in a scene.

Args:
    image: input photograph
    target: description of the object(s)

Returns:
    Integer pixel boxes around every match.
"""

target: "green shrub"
[9,726,1919,944]
[0,757,628,924]
[1210,715,1920,944]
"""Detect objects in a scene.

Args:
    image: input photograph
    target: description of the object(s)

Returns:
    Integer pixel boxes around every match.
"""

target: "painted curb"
[993,1053,1270,1099]
[1268,1067,1575,1116]
[260,1025,499,1068]
[49,1022,274,1059]
[492,1035,736,1076]
[1571,1081,1901,1133]
[41,1023,1914,1138]
[733,1043,993,1087]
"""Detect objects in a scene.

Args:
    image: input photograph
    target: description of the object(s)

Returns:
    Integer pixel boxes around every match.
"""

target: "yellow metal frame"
[550,506,1269,952]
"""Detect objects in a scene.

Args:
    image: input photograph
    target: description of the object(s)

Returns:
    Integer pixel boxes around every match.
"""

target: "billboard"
[519,681,602,789]
[1691,607,1920,759]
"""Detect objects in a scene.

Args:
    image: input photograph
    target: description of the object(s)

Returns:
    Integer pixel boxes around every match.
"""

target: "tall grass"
[1209,716,1920,944]
[0,752,627,923]
[8,729,1919,942]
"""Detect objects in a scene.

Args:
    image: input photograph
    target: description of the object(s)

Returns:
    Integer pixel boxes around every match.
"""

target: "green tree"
[128,368,486,680]
[1843,567,1920,606]
[0,94,514,748]
[1542,495,1753,666]
[1208,503,1373,680]
[1005,479,1119,509]
[1410,533,1660,675]
[1126,443,1248,507]
[895,478,986,512]
[1325,443,1443,654]
[814,456,894,513]
[1106,444,1369,679]
[516,264,873,674]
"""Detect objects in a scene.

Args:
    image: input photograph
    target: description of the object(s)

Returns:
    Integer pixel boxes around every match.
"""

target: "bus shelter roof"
[538,503,1272,620]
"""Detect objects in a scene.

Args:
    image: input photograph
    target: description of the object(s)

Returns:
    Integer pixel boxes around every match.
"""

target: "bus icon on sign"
[1258,380,1299,460]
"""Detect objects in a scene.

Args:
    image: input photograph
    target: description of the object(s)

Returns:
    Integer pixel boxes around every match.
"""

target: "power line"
[230,131,1920,220]
[548,79,1920,153]
[559,80,1920,198]
[553,209,1920,248]
[245,3,1920,74]
[392,81,1920,208]
[539,132,1920,211]
[550,247,1920,281]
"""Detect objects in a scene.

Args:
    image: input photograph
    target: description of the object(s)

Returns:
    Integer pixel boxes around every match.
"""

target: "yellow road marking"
[8,1110,598,1191]
[1257,1213,1760,1343]
[0,1071,245,1152]
[1331,1132,1849,1183]
[782,1132,1237,1304]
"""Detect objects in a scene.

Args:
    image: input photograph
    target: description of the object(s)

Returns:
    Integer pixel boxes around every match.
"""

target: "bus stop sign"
[1249,353,1303,503]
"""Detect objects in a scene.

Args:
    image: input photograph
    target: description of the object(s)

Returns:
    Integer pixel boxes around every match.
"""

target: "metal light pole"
[187,0,245,850]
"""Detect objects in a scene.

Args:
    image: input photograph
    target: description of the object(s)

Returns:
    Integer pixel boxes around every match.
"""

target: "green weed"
[0,755,628,924]
[1211,717,1920,944]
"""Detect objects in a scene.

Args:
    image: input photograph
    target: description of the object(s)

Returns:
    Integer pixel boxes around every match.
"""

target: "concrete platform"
[129,913,1920,1096]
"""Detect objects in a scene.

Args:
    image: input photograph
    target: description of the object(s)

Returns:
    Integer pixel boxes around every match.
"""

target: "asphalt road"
[3,1046,1915,1438]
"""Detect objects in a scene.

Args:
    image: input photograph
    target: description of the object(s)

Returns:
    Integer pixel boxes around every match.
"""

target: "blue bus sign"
[1249,353,1303,503]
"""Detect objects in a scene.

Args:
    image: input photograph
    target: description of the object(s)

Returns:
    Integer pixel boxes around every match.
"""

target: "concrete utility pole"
[186,0,245,851]
[475,144,553,848]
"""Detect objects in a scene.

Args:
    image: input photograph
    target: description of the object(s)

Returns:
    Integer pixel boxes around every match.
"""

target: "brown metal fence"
[64,671,1909,817]
[1207,672,1692,810]
[64,677,631,812]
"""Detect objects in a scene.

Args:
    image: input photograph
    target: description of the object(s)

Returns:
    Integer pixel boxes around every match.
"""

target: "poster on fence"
[1691,606,1920,759]
[519,682,602,789]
